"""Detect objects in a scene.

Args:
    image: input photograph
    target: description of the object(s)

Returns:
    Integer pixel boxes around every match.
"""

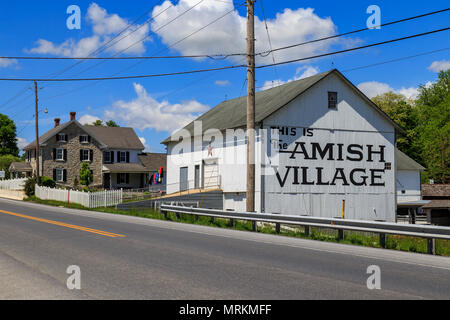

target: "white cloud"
[139,137,151,152]
[151,1,337,64]
[104,83,209,133]
[27,3,150,57]
[357,81,424,100]
[428,60,450,73]
[261,66,320,90]
[0,58,18,68]
[17,137,29,149]
[215,80,231,86]
[79,114,101,125]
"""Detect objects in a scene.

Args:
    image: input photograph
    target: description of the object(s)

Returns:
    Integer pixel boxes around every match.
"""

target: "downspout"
[260,121,265,213]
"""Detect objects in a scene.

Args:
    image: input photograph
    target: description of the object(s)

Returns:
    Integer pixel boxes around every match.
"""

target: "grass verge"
[24,196,450,256]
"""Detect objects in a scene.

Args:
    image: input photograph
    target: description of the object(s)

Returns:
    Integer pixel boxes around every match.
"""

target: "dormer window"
[57,133,67,142]
[328,91,338,109]
[80,135,90,144]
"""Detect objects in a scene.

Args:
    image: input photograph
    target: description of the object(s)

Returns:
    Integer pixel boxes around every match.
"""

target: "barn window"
[328,92,337,108]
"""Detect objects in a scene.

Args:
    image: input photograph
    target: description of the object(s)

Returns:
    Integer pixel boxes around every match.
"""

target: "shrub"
[39,176,56,188]
[24,176,36,197]
[80,162,93,186]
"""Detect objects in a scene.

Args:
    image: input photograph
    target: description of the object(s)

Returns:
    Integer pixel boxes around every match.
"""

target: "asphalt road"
[0,198,449,300]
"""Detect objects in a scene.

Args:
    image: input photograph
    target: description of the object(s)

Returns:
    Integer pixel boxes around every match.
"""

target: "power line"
[49,0,169,79]
[0,26,448,82]
[72,0,205,77]
[40,1,243,103]
[341,47,450,72]
[3,7,447,64]
[256,7,450,57]
[256,26,450,69]
[0,1,166,111]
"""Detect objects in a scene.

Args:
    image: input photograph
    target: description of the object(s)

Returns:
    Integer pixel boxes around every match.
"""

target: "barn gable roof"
[162,69,403,144]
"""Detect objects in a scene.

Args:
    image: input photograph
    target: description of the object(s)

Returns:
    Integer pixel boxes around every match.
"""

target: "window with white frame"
[56,148,64,161]
[81,149,90,161]
[80,135,90,144]
[55,169,64,182]
[120,151,127,163]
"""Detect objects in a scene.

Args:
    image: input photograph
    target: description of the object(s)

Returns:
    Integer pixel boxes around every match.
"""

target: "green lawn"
[24,196,450,256]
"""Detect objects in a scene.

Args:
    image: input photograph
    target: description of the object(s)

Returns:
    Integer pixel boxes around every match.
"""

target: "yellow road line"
[0,209,126,238]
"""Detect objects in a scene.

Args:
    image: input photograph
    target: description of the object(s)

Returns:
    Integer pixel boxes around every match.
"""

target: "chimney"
[54,118,61,128]
[70,112,76,121]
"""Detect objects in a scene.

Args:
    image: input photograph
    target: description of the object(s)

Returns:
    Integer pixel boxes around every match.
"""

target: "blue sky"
[0,0,449,153]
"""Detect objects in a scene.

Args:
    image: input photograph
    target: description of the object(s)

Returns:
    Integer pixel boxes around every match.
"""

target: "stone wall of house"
[41,122,103,188]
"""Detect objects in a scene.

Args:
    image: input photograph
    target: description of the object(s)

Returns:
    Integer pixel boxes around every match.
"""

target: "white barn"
[162,69,424,222]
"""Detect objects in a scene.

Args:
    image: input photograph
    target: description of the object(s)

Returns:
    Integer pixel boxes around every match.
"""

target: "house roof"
[138,153,166,172]
[422,200,450,210]
[422,184,450,198]
[24,121,144,151]
[162,69,404,144]
[396,149,426,171]
[9,162,32,172]
[84,125,145,150]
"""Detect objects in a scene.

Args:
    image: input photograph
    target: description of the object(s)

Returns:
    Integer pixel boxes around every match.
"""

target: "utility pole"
[246,0,255,213]
[34,81,40,184]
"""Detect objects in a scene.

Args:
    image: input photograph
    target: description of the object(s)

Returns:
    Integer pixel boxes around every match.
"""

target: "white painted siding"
[397,170,422,203]
[261,73,396,221]
[166,72,397,221]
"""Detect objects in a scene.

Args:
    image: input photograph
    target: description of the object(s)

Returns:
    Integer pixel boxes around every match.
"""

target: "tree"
[415,70,450,183]
[92,120,104,127]
[372,92,421,163]
[0,154,21,179]
[0,113,19,157]
[106,120,119,127]
[80,162,93,186]
[91,119,119,127]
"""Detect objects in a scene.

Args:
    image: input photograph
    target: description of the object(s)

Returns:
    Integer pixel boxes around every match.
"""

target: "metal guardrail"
[160,205,450,255]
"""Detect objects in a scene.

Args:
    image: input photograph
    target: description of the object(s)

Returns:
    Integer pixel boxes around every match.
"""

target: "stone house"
[15,112,166,190]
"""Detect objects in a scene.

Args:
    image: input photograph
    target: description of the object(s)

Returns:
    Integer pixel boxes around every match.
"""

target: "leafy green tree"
[106,120,119,127]
[92,120,104,127]
[372,92,421,163]
[80,162,93,186]
[0,113,19,156]
[415,70,450,183]
[0,154,21,179]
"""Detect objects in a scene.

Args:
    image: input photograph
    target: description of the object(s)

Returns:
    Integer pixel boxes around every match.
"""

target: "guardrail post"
[304,226,310,236]
[427,238,436,255]
[337,229,344,241]
[379,233,386,249]
[229,218,234,227]
[275,223,281,234]
[252,221,257,232]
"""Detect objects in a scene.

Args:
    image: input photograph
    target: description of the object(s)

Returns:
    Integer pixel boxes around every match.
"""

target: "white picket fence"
[0,178,26,190]
[35,185,123,208]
